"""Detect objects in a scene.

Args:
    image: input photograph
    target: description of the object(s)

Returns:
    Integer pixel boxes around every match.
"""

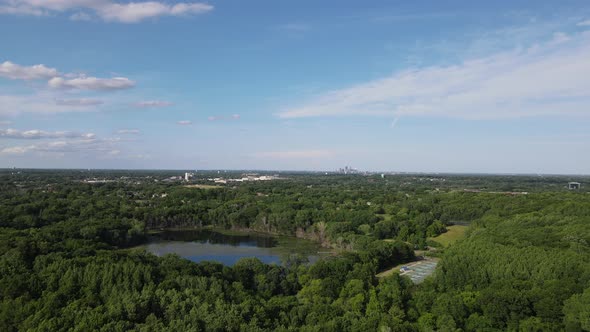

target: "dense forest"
[0,169,589,331]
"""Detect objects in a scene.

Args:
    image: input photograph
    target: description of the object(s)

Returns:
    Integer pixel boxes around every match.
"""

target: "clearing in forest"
[429,225,468,247]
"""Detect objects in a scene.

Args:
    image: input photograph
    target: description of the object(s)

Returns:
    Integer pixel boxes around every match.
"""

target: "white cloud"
[116,129,140,134]
[2,60,135,93]
[577,19,590,27]
[135,100,172,108]
[0,61,58,80]
[254,150,335,159]
[48,76,135,90]
[0,120,12,126]
[97,2,213,23]
[0,128,95,139]
[177,120,192,125]
[55,98,104,106]
[1,145,31,154]
[0,1,213,23]
[279,31,590,120]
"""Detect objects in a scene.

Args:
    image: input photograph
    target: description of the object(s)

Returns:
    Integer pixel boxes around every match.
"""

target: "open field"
[429,225,469,247]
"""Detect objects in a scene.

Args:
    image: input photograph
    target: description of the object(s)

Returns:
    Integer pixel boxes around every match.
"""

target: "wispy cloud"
[177,120,192,125]
[577,19,590,27]
[371,12,455,24]
[1,138,116,155]
[277,23,311,32]
[278,30,590,120]
[55,98,104,106]
[135,100,173,108]
[0,120,12,126]
[390,117,400,129]
[207,114,240,121]
[0,94,101,116]
[0,130,125,156]
[116,129,140,135]
[0,128,95,139]
[0,1,214,23]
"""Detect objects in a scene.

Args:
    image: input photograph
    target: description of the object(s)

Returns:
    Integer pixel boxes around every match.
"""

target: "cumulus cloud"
[1,60,135,93]
[55,98,104,106]
[48,76,135,91]
[135,100,173,108]
[116,129,140,134]
[177,120,192,125]
[0,61,58,80]
[0,1,213,23]
[278,31,590,120]
[0,128,95,139]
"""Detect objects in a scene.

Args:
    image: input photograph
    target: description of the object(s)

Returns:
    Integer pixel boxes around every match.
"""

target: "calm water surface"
[140,229,327,266]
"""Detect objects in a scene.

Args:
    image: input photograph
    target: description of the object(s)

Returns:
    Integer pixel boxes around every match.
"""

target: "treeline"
[0,177,519,250]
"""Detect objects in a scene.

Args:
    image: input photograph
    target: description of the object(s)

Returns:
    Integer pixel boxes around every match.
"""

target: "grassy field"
[429,225,469,247]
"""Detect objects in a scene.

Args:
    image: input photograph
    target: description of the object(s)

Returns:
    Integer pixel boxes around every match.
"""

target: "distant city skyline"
[1,0,589,174]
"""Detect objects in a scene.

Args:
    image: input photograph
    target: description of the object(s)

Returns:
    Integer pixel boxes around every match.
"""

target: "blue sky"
[1,0,589,173]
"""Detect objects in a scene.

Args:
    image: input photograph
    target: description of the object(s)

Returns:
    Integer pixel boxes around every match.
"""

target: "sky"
[0,0,589,174]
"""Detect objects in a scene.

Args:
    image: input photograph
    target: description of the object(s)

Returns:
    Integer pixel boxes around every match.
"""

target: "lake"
[139,229,329,266]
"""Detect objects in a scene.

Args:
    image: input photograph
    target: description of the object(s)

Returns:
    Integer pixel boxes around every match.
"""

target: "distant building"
[569,182,581,190]
[184,172,190,182]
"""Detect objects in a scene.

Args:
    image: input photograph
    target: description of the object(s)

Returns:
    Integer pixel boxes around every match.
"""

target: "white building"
[569,182,581,190]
